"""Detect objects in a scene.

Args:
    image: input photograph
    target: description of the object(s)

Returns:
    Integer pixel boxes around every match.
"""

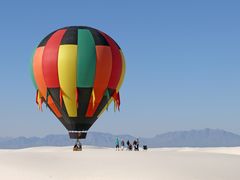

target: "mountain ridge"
[1,128,240,149]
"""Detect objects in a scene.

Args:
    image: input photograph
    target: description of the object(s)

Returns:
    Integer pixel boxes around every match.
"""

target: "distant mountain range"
[1,128,240,149]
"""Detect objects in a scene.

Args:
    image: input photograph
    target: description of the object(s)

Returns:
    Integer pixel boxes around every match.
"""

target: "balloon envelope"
[31,26,125,139]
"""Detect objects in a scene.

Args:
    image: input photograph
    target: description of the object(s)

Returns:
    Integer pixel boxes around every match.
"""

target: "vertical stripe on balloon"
[42,29,66,88]
[97,50,125,118]
[32,47,47,98]
[100,32,122,89]
[86,46,112,117]
[77,29,96,87]
[33,47,62,117]
[58,45,78,117]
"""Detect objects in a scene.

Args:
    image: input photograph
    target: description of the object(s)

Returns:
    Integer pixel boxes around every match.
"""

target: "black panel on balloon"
[45,102,71,130]
[60,27,78,45]
[94,89,113,117]
[47,88,60,108]
[77,88,92,117]
[69,132,87,139]
[68,116,97,131]
[108,88,115,96]
[89,29,109,46]
[38,31,55,47]
[47,88,73,129]
[46,87,117,135]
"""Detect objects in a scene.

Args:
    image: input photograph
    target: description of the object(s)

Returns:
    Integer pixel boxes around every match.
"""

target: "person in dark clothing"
[115,137,120,151]
[133,140,138,151]
[136,138,140,151]
[127,140,130,147]
[129,143,132,151]
[126,140,132,151]
[121,139,125,150]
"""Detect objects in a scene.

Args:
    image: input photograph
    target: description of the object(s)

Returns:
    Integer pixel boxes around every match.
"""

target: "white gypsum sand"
[0,146,240,180]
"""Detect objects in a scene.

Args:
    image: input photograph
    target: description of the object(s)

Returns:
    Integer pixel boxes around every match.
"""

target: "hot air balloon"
[31,26,125,150]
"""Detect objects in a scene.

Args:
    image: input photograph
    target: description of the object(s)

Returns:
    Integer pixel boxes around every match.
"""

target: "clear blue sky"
[0,0,240,137]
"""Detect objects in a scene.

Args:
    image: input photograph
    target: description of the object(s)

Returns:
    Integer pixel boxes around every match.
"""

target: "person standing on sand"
[126,140,132,151]
[115,137,120,151]
[121,139,125,150]
[133,140,137,151]
[126,140,130,150]
[136,138,139,151]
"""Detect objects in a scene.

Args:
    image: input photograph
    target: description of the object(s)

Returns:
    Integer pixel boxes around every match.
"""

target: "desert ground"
[0,146,240,180]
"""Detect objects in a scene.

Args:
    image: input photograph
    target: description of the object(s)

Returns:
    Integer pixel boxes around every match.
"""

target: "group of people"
[115,138,140,151]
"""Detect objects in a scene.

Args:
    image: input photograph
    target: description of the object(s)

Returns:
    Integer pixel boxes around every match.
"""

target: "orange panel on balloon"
[48,96,62,118]
[86,46,112,117]
[32,47,47,98]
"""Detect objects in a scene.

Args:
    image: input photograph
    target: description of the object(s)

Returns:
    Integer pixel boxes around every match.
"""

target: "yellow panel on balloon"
[58,45,77,117]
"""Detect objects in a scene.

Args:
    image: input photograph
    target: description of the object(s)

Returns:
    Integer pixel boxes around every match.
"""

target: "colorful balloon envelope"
[31,26,125,139]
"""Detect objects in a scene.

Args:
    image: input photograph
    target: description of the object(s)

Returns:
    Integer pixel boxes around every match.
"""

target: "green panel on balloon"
[77,29,96,88]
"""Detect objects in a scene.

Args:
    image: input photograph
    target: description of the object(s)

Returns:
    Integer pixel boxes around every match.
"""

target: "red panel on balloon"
[42,29,66,88]
[101,32,122,89]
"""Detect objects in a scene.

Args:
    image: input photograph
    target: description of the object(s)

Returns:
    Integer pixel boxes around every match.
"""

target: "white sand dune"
[0,146,240,180]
